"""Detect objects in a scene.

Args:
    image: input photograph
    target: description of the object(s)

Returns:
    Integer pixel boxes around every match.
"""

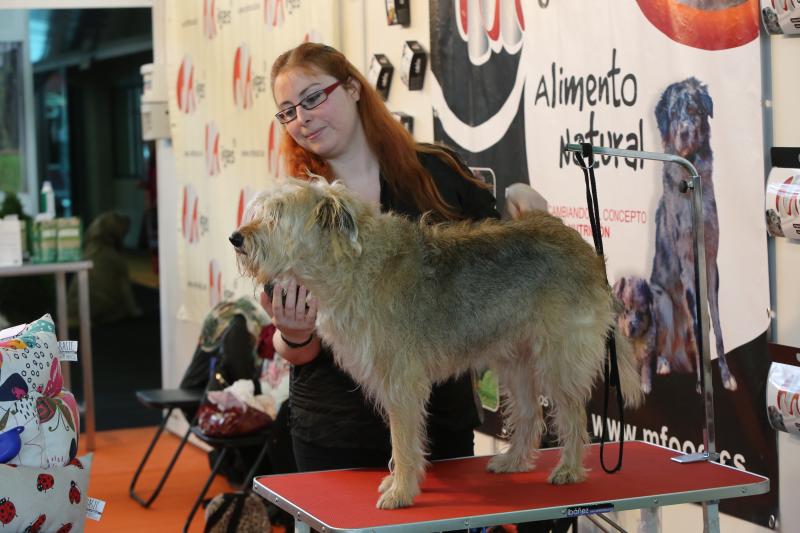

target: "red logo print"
[775,175,800,218]
[233,44,254,110]
[455,0,525,66]
[205,121,221,177]
[182,185,200,244]
[209,259,223,306]
[268,120,285,178]
[176,55,197,113]
[203,0,217,39]
[264,0,286,29]
[237,187,254,227]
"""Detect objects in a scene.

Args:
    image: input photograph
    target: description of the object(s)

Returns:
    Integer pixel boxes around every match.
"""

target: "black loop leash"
[574,143,625,474]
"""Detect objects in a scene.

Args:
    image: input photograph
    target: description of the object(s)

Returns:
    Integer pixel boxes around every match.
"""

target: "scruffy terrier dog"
[652,77,736,391]
[231,178,643,509]
[613,276,676,393]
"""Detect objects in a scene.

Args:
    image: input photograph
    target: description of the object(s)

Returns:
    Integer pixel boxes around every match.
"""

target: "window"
[0,42,26,194]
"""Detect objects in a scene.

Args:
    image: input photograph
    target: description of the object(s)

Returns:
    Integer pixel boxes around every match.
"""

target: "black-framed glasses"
[275,80,343,124]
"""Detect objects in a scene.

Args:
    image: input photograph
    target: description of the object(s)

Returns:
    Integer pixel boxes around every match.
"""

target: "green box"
[32,219,58,264]
[57,217,82,262]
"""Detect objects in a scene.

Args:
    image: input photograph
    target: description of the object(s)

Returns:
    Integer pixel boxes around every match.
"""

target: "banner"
[431,0,775,526]
[166,0,338,322]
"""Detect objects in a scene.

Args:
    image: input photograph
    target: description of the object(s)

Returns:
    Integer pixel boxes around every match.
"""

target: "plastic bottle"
[39,181,55,220]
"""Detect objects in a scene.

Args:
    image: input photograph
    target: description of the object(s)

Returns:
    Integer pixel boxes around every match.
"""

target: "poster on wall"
[430,0,775,526]
[166,0,338,322]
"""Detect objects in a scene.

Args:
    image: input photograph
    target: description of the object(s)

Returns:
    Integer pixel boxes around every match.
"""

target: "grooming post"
[564,143,721,532]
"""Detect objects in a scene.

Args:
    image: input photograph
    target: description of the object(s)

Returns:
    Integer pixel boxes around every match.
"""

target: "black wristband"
[280,333,314,349]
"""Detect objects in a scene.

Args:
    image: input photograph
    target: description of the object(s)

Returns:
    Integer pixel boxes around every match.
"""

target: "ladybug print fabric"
[0,453,92,532]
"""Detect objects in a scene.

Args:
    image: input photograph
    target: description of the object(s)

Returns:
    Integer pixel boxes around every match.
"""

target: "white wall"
[153,1,799,530]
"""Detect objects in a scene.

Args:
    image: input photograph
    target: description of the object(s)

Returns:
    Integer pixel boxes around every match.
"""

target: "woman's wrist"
[273,328,320,365]
[280,332,314,348]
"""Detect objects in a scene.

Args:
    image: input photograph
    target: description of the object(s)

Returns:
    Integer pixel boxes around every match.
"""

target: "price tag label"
[58,340,78,362]
[87,497,106,521]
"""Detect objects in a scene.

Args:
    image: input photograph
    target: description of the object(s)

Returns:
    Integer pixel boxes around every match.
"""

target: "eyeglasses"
[274,80,342,124]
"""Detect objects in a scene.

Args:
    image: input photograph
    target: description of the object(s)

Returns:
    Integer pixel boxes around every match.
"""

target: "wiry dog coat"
[233,178,643,509]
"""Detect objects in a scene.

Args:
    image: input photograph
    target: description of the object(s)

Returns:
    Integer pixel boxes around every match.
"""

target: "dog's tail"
[613,329,645,409]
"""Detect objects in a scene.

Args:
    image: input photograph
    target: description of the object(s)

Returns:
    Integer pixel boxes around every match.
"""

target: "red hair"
[270,43,486,221]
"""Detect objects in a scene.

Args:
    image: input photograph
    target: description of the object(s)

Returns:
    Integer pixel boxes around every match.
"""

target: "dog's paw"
[547,465,586,485]
[378,474,394,494]
[486,453,534,473]
[641,380,652,394]
[656,357,671,375]
[376,485,415,510]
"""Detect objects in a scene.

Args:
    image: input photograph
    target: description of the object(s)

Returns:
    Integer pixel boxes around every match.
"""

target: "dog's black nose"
[229,232,244,248]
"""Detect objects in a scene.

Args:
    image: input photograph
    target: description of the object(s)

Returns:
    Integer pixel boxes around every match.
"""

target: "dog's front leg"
[376,392,428,509]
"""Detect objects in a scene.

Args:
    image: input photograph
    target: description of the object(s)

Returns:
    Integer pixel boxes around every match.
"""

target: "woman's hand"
[505,183,548,220]
[260,279,321,365]
[261,279,318,341]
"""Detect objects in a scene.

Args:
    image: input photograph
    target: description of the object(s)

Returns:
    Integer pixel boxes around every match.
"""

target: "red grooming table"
[253,441,769,532]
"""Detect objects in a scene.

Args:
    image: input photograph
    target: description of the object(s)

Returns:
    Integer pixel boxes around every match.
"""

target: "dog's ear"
[634,278,653,305]
[655,88,672,141]
[698,87,713,119]
[313,193,362,255]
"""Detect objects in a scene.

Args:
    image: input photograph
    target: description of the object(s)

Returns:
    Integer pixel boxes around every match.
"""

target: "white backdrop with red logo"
[166,0,338,321]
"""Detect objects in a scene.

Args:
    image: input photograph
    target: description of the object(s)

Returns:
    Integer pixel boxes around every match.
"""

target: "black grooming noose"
[573,143,625,474]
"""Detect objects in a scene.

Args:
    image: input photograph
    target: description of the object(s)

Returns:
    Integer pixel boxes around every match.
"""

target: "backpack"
[204,491,271,533]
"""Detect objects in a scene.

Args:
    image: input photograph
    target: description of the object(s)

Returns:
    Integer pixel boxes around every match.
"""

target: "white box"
[0,217,23,267]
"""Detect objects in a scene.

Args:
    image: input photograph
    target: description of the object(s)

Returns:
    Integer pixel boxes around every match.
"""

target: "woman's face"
[273,67,361,160]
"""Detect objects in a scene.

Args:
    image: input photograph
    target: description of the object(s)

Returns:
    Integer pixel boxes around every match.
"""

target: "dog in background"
[652,77,736,391]
[231,178,643,509]
[613,276,680,393]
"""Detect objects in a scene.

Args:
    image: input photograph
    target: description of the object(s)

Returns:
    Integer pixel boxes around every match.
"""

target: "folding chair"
[129,388,204,508]
[182,425,273,533]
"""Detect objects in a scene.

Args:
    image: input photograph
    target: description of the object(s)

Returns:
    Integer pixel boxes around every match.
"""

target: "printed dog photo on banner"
[634,77,735,391]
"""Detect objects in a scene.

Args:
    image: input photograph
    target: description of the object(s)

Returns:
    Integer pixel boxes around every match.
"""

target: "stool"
[183,425,272,533]
[129,388,204,508]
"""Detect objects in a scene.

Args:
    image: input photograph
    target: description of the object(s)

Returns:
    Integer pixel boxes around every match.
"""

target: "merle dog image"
[613,276,675,394]
[652,77,737,391]
[232,179,643,508]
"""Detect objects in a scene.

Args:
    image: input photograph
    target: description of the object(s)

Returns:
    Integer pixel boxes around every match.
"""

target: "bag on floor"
[204,491,271,533]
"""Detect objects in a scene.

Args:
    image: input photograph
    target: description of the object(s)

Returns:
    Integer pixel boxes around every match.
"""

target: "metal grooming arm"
[564,143,721,532]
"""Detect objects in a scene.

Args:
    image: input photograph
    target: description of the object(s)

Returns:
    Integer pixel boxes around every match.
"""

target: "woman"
[264,42,544,472]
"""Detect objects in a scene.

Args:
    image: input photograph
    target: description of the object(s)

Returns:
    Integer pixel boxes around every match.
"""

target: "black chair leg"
[130,408,193,508]
[239,438,272,494]
[184,447,230,533]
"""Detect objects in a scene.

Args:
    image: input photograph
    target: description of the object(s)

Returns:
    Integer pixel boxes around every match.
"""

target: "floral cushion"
[0,453,92,532]
[0,314,63,401]
[0,315,78,468]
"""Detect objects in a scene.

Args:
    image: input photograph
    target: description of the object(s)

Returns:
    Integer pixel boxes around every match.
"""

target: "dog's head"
[230,177,366,284]
[613,276,654,340]
[655,77,713,157]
